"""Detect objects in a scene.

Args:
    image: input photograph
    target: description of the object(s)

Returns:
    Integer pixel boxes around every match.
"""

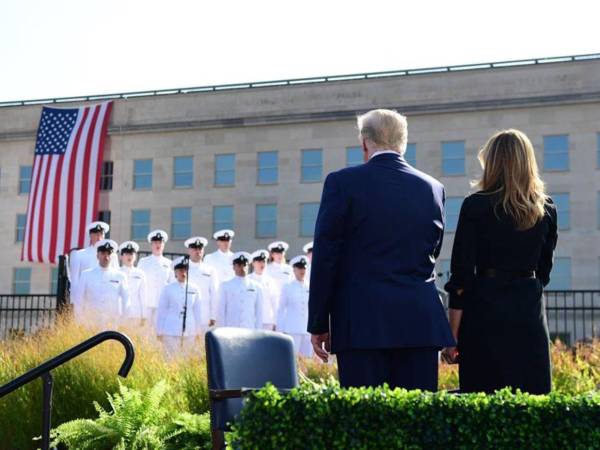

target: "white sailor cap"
[268,241,289,252]
[251,249,269,262]
[95,239,118,253]
[185,236,208,249]
[147,229,169,243]
[303,241,314,253]
[290,255,309,268]
[119,241,139,254]
[232,251,252,265]
[173,256,190,270]
[213,229,235,240]
[87,221,110,234]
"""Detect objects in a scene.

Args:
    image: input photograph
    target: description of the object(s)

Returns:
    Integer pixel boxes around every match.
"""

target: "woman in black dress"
[442,129,558,394]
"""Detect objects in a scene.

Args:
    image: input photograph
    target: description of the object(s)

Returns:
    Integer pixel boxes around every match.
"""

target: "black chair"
[205,327,298,449]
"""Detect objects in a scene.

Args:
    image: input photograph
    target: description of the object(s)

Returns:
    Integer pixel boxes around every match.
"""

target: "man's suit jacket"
[307,152,455,352]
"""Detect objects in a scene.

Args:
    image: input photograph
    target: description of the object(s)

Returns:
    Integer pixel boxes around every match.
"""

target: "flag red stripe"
[35,155,54,261]
[92,102,112,227]
[48,147,69,262]
[63,107,90,254]
[77,105,100,248]
[23,155,42,262]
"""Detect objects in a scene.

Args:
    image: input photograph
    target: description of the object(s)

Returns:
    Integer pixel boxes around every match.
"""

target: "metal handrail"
[1,52,599,108]
[0,330,135,450]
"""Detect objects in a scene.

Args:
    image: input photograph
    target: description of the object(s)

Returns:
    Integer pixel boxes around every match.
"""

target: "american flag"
[21,101,113,263]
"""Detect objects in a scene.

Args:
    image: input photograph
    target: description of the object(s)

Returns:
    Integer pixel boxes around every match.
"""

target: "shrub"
[230,381,600,449]
[49,381,211,450]
[0,317,208,450]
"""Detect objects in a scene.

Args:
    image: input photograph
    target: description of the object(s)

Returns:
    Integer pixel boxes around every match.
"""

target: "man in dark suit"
[308,109,455,390]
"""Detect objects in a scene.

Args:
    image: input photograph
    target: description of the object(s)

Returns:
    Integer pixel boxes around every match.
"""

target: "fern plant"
[48,380,211,449]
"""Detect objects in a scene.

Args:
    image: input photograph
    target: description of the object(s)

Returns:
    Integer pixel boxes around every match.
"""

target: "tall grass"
[1,316,599,449]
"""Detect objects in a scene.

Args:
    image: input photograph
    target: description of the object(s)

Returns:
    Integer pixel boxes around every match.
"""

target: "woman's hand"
[441,346,459,364]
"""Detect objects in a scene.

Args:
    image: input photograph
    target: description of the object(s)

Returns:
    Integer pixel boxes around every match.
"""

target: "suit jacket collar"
[368,152,406,165]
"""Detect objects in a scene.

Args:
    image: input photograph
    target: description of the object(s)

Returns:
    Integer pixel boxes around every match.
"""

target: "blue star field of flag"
[34,107,79,155]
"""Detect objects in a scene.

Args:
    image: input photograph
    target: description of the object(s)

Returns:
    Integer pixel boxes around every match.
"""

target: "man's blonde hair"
[357,109,408,154]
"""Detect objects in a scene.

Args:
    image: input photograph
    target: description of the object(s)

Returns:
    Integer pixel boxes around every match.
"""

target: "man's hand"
[311,333,330,362]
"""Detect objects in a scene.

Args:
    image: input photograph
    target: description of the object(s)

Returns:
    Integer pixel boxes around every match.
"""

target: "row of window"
[437,257,573,290]
[10,134,600,194]
[11,256,574,294]
[12,267,59,295]
[14,203,320,243]
[11,189,580,244]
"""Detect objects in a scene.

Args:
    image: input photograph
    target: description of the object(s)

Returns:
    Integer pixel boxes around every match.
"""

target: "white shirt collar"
[369,150,400,160]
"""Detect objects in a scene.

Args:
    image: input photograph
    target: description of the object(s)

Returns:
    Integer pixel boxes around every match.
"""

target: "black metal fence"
[0,295,58,340]
[545,291,600,345]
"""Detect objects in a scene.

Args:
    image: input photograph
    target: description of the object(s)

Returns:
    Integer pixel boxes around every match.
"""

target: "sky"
[1,0,599,102]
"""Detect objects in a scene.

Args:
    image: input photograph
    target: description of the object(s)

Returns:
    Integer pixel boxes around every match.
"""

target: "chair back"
[205,327,298,430]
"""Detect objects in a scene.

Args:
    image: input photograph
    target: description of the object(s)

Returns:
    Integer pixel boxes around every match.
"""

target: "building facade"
[1,55,600,294]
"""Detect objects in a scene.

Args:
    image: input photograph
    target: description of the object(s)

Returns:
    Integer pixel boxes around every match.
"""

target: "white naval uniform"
[69,245,119,290]
[204,250,235,283]
[137,254,174,322]
[217,276,264,329]
[248,272,279,329]
[72,266,129,327]
[187,260,220,331]
[156,281,203,356]
[120,266,148,321]
[277,278,312,357]
[265,262,293,292]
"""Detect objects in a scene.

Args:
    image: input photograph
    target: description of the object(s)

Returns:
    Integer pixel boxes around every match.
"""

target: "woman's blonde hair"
[474,129,548,230]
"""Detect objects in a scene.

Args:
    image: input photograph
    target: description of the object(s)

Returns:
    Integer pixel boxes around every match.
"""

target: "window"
[50,267,59,295]
[300,202,319,237]
[598,192,600,228]
[171,207,192,240]
[13,268,31,294]
[547,257,571,290]
[131,209,151,240]
[19,165,32,194]
[551,193,570,230]
[346,146,363,167]
[174,156,193,188]
[405,143,416,167]
[256,204,277,238]
[15,214,26,242]
[133,159,153,190]
[213,206,234,233]
[301,149,323,182]
[441,141,465,176]
[543,135,569,171]
[445,197,463,232]
[215,154,235,186]
[257,151,278,184]
[100,161,113,191]
[597,133,600,168]
[97,210,111,238]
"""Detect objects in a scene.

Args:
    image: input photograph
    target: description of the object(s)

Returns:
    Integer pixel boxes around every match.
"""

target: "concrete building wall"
[1,58,599,293]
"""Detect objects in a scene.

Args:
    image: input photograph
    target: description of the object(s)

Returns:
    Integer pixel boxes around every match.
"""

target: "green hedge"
[230,381,600,449]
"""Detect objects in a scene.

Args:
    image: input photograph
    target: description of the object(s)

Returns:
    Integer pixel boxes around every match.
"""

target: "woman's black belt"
[478,268,536,280]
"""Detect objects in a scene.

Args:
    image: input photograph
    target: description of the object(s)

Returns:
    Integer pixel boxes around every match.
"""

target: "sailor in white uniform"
[217,252,264,329]
[265,241,293,292]
[118,241,149,326]
[136,230,174,326]
[72,239,129,328]
[248,249,280,331]
[303,241,314,281]
[156,257,203,357]
[203,229,235,283]
[69,221,118,291]
[277,255,312,357]
[183,236,219,332]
